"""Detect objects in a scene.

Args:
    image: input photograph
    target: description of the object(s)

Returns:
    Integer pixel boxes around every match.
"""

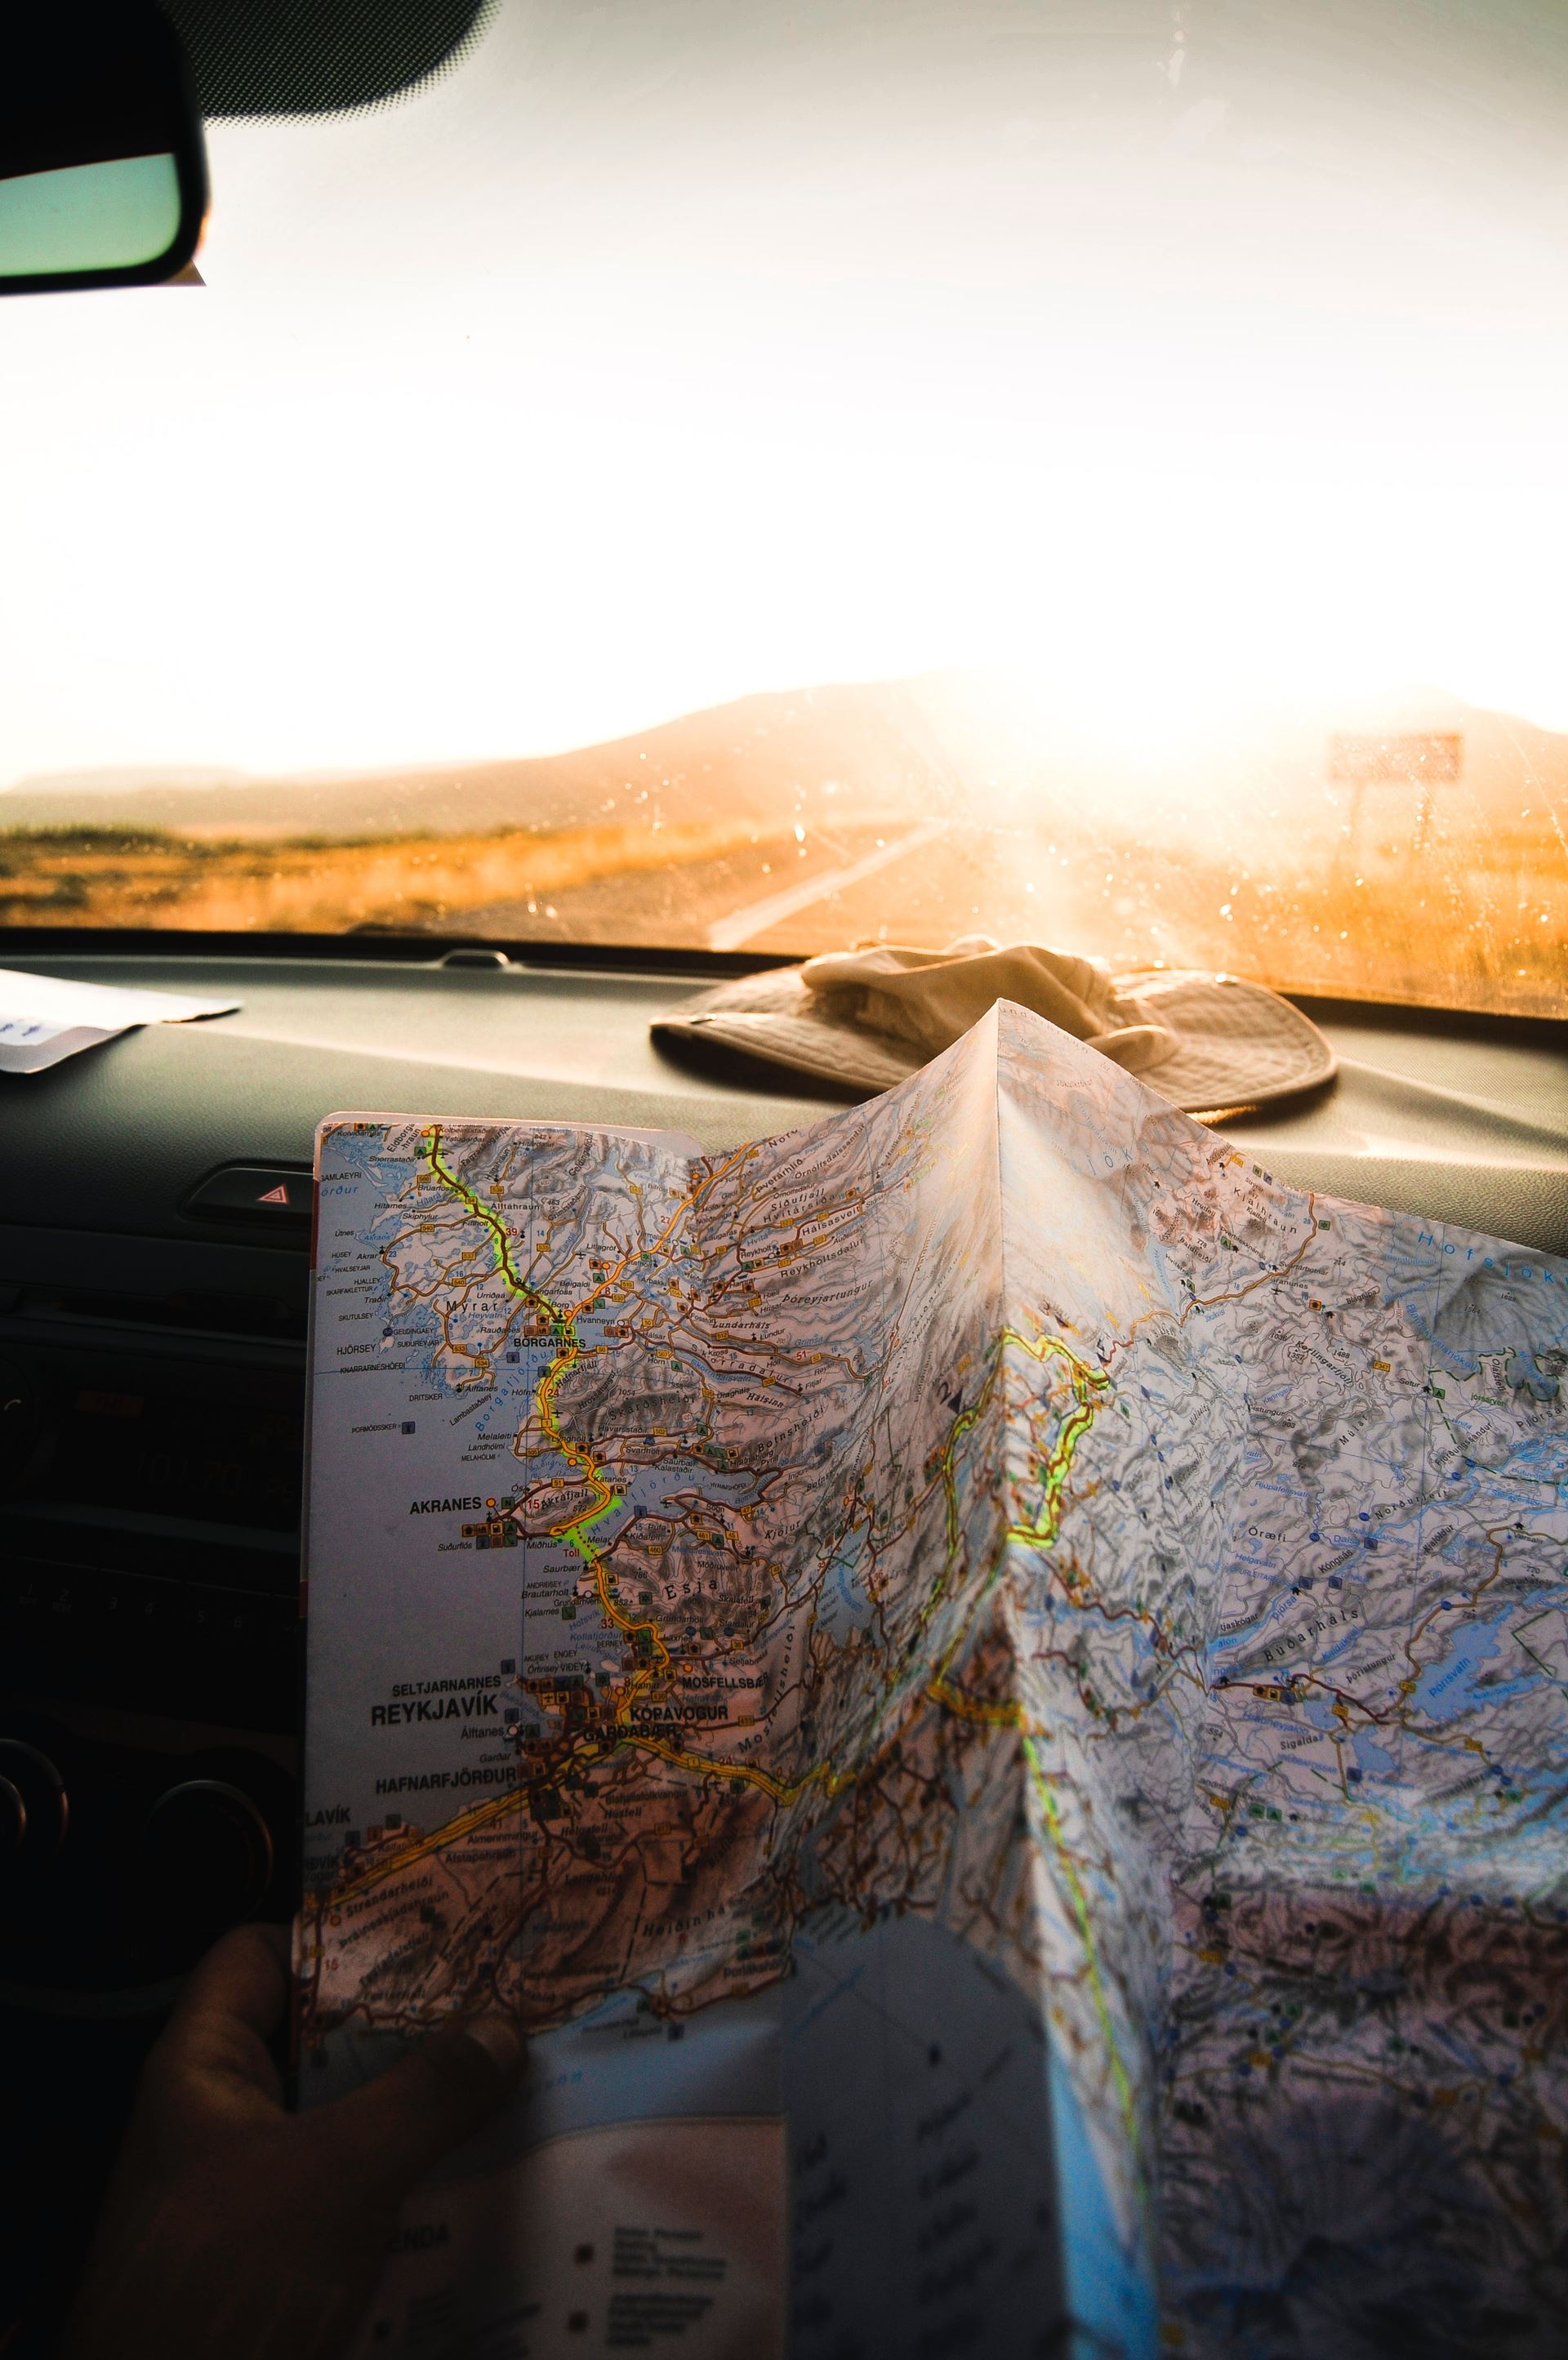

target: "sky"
[2,0,1566,790]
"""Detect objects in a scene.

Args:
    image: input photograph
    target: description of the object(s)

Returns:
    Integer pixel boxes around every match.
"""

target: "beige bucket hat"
[653,936,1336,1115]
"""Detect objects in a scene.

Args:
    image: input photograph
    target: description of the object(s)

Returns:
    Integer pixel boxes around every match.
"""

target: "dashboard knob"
[0,1740,68,1862]
[0,1775,25,1856]
[0,1357,38,1487]
[136,1779,275,1951]
[0,1742,68,1935]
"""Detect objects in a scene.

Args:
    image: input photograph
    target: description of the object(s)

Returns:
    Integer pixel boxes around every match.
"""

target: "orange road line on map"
[621,1732,836,1807]
[1087,1191,1321,1374]
[1178,1193,1320,1320]
[332,1783,530,1899]
[926,1681,1025,1730]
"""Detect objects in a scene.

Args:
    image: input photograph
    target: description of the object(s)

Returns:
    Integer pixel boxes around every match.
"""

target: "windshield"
[2,0,1564,1016]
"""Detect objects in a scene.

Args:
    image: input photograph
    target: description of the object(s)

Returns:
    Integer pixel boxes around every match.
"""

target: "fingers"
[170,1921,292,2046]
[147,1922,293,2113]
[314,2015,524,2195]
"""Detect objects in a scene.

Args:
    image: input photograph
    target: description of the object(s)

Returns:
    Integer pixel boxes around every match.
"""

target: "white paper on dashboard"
[0,967,240,1074]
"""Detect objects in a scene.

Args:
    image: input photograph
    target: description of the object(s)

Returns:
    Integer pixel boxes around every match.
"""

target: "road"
[706,820,951,951]
[448,815,1152,967]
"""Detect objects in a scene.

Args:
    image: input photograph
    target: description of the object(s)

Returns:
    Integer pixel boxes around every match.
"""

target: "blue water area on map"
[1047,2039,1160,2359]
[1351,1731,1398,1780]
[609,1456,763,1530]
[816,1538,877,1642]
[1412,1606,1537,1724]
[521,1441,766,1676]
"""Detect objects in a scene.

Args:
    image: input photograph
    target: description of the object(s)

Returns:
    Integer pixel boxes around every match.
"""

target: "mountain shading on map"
[296,1002,1568,2358]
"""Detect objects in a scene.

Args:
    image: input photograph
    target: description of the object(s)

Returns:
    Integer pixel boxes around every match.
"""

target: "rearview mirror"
[0,1,207,294]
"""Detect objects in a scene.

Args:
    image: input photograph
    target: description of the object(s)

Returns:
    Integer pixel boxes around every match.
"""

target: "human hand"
[60,1922,523,2360]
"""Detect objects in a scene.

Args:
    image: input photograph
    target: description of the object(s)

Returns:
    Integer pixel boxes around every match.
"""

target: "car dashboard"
[1,943,1564,2346]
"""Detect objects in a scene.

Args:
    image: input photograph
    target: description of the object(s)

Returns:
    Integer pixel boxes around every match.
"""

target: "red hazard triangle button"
[185,1166,312,1227]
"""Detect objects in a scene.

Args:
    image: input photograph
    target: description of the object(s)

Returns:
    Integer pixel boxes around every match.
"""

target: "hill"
[0,681,965,843]
[2,675,1561,859]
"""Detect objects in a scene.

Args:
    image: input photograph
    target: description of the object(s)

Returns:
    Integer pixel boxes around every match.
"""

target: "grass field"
[0,818,778,936]
[0,811,1561,1018]
[1029,818,1568,1020]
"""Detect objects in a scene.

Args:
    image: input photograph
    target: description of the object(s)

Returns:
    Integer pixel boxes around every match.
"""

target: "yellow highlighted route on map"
[1022,1731,1148,2200]
[927,1330,1107,1721]
[422,1128,674,1700]
[421,1130,817,1809]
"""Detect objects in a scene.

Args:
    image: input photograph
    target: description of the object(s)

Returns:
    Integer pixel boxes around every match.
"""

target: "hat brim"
[1108,969,1337,1113]
[653,966,1335,1116]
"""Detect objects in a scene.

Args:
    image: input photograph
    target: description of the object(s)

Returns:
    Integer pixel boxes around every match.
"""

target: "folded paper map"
[296,1001,1568,2360]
